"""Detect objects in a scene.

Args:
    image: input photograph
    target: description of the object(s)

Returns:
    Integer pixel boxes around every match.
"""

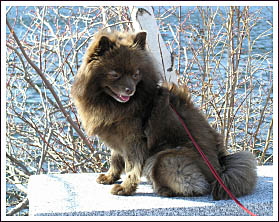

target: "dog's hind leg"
[144,148,210,197]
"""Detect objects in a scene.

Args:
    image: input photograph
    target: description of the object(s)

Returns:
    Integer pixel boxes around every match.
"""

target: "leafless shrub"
[5,6,273,215]
[158,6,273,159]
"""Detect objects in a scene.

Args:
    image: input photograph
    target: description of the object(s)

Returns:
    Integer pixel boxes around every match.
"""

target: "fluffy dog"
[71,30,257,199]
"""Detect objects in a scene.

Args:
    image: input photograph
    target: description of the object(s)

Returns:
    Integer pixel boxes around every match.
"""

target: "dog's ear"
[87,35,115,63]
[133,32,147,50]
[95,36,115,56]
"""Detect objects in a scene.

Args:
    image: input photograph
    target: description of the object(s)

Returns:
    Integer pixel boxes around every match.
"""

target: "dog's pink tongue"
[119,94,130,102]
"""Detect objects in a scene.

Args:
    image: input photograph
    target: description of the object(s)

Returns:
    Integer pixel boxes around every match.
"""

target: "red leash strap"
[170,104,257,216]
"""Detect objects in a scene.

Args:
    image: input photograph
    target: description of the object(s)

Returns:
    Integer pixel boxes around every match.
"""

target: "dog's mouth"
[105,87,134,103]
[115,94,131,103]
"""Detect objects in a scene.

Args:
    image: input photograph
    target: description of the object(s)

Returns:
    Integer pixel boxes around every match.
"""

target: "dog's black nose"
[125,87,134,95]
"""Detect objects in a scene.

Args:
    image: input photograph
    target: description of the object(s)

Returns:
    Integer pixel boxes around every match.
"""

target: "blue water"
[6,6,273,153]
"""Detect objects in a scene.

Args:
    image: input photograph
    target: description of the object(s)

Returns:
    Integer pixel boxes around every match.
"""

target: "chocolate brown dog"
[71,30,257,199]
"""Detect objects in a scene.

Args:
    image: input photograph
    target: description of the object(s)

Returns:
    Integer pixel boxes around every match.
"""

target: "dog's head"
[71,31,159,105]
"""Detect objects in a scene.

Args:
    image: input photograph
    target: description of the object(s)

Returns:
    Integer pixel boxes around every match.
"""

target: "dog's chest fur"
[95,115,147,154]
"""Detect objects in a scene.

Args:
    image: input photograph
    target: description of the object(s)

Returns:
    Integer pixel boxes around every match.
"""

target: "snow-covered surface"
[28,166,274,216]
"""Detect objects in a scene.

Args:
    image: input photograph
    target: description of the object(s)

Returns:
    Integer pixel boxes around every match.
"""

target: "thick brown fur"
[71,30,257,199]
[143,83,257,199]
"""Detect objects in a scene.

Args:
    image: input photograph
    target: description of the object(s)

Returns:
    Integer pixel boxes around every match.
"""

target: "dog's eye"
[133,69,140,79]
[108,71,120,79]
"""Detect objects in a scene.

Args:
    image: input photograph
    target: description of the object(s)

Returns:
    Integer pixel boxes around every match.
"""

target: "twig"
[259,117,273,164]
[36,129,53,174]
[6,197,29,216]
[251,83,273,152]
[6,153,32,176]
[6,18,101,164]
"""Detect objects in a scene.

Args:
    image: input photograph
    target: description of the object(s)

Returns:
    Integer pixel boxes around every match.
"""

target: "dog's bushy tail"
[212,151,257,200]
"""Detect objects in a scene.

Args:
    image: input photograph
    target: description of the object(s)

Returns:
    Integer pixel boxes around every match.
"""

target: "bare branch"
[6,198,29,216]
[6,18,101,163]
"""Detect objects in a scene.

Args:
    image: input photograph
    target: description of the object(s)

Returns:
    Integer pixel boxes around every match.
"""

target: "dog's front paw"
[96,174,116,185]
[111,184,133,196]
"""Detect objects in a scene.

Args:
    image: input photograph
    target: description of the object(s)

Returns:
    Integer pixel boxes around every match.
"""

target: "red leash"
[170,104,257,216]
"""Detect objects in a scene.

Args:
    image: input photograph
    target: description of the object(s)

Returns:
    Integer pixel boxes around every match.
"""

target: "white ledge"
[28,166,273,216]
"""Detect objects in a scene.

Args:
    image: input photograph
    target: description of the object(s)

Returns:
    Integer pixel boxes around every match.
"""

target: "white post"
[129,6,178,84]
